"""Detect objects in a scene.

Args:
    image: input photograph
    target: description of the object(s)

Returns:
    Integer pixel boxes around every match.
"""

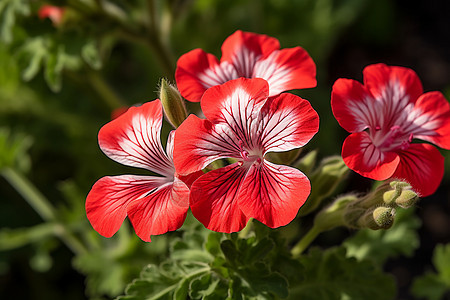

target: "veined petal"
[127,181,189,242]
[98,100,174,177]
[85,175,169,238]
[253,47,316,96]
[175,49,236,102]
[238,160,310,228]
[342,132,400,180]
[166,130,175,162]
[410,91,450,149]
[220,30,280,77]
[393,144,444,197]
[190,163,249,233]
[363,63,423,104]
[201,77,269,124]
[173,115,242,175]
[331,78,376,132]
[259,93,319,153]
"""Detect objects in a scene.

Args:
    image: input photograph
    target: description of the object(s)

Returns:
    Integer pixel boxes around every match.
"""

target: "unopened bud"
[372,207,396,229]
[390,181,412,190]
[159,79,187,128]
[395,190,418,209]
[383,180,418,208]
[383,190,401,205]
[294,150,317,176]
[299,156,349,216]
[266,148,302,165]
[357,206,395,230]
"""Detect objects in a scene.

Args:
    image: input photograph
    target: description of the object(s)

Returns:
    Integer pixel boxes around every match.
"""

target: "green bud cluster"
[313,180,419,232]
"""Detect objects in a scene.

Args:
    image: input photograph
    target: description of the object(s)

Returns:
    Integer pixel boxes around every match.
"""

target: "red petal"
[253,47,316,96]
[173,115,241,175]
[127,181,189,242]
[189,163,249,233]
[393,144,444,197]
[260,93,319,153]
[98,100,174,176]
[363,63,423,103]
[85,175,168,238]
[411,91,450,149]
[238,161,310,228]
[201,77,269,124]
[220,30,280,77]
[342,132,400,180]
[331,78,374,132]
[175,49,229,102]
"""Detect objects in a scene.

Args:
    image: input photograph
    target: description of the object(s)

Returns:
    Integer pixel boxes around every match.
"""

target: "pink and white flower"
[331,63,450,196]
[174,78,319,232]
[86,100,192,242]
[175,30,316,102]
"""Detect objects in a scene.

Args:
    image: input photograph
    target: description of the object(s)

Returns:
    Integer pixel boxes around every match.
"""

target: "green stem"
[291,225,322,258]
[1,168,88,255]
[2,168,56,221]
[87,71,126,110]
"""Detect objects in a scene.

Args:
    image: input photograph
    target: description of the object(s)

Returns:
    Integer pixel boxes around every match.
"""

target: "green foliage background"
[0,0,449,299]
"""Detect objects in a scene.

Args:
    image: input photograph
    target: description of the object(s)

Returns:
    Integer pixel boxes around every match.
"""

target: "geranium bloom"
[174,78,319,232]
[175,30,316,102]
[331,63,450,196]
[38,5,65,25]
[86,100,191,242]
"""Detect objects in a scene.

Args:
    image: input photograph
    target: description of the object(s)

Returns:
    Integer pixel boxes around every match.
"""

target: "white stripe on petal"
[197,61,238,89]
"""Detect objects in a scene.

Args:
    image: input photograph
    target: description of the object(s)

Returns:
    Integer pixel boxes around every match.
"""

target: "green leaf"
[189,273,219,299]
[18,37,47,81]
[0,128,33,172]
[344,207,421,264]
[291,247,396,300]
[44,45,65,92]
[411,273,448,300]
[82,40,102,69]
[0,0,30,43]
[411,244,450,300]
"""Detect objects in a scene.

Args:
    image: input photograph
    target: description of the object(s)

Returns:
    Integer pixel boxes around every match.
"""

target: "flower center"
[371,125,413,151]
[237,140,263,165]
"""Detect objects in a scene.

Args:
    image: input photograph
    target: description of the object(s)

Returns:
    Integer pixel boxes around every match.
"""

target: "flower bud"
[357,206,396,230]
[383,180,418,208]
[266,148,302,165]
[159,79,187,128]
[395,189,418,209]
[299,156,349,216]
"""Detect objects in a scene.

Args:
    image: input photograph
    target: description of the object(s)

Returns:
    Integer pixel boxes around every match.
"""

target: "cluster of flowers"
[86,31,450,242]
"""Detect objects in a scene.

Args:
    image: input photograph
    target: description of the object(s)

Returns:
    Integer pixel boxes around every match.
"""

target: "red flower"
[331,63,450,196]
[174,78,319,232]
[175,30,316,102]
[38,5,65,25]
[86,100,191,242]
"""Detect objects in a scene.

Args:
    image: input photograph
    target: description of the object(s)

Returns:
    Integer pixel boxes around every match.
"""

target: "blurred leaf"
[344,208,421,264]
[73,250,128,297]
[82,39,103,69]
[411,244,450,300]
[0,223,57,251]
[291,247,396,300]
[19,36,47,81]
[0,128,33,172]
[0,0,30,43]
[44,44,65,92]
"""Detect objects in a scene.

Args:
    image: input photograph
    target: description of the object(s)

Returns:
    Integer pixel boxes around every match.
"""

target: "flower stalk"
[1,168,88,255]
